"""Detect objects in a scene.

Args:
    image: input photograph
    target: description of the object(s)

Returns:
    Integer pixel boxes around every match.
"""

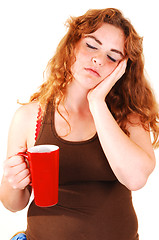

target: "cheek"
[70,58,82,78]
[71,50,89,74]
[102,62,118,78]
[75,43,93,64]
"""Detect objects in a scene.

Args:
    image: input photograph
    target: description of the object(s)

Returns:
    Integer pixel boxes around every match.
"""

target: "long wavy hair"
[30,8,159,147]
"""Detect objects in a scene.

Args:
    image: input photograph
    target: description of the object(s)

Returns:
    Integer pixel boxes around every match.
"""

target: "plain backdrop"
[0,0,159,239]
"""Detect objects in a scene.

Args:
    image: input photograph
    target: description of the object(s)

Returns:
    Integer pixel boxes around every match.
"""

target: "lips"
[85,68,101,77]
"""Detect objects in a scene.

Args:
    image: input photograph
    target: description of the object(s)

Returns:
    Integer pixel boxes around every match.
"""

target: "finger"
[4,161,28,178]
[118,59,127,75]
[7,146,27,161]
[10,170,31,190]
[111,59,127,79]
[4,155,26,169]
[13,174,31,190]
[101,60,127,87]
[16,176,31,190]
[4,157,28,179]
[13,168,30,184]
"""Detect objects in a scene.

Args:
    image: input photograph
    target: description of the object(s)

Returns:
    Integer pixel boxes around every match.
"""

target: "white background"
[0,0,159,239]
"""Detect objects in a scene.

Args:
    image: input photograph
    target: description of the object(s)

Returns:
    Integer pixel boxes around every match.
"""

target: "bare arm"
[88,60,156,191]
[0,103,38,212]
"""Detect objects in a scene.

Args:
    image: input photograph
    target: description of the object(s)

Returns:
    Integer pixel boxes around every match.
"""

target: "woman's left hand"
[87,59,127,103]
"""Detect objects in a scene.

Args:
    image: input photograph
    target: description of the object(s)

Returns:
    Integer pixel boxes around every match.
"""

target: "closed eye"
[86,43,98,50]
[107,55,117,62]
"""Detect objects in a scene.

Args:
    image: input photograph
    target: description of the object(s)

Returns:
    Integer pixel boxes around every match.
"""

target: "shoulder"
[14,102,39,120]
[8,102,40,150]
[11,102,39,130]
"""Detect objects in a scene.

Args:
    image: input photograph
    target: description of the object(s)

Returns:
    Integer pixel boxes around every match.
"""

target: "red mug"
[18,144,59,207]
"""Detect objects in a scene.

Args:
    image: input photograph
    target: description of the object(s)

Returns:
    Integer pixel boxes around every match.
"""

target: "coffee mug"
[18,144,59,207]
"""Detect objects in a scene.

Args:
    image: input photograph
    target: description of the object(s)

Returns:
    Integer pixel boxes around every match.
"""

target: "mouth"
[84,68,101,77]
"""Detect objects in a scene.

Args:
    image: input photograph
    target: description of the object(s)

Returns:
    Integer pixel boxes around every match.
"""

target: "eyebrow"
[85,35,102,45]
[85,35,124,57]
[110,49,124,57]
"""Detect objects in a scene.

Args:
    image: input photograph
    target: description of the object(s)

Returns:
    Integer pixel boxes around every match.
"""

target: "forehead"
[85,23,125,52]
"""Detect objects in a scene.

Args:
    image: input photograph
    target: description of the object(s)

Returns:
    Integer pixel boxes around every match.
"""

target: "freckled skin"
[71,23,125,91]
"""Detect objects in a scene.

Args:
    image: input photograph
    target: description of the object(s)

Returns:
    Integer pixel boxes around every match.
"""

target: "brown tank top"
[26,104,139,240]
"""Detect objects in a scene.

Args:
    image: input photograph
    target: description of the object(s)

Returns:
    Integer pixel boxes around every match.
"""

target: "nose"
[92,54,105,66]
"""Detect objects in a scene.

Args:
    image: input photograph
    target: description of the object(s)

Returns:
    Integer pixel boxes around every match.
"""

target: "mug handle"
[17,152,28,159]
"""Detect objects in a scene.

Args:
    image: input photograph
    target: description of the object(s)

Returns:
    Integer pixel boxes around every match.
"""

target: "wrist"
[88,97,107,114]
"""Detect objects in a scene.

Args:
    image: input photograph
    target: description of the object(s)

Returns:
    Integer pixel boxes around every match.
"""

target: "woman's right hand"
[3,151,31,190]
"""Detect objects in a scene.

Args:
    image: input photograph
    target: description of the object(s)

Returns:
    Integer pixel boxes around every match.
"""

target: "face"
[71,23,125,90]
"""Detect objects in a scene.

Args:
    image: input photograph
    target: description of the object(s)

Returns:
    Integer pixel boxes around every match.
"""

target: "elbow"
[1,201,27,212]
[126,177,147,191]
[6,207,19,213]
[0,199,20,213]
[125,157,156,191]
[123,169,155,191]
[125,166,155,191]
[119,173,148,191]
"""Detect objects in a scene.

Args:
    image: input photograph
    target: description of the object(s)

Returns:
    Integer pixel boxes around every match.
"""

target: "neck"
[63,81,90,114]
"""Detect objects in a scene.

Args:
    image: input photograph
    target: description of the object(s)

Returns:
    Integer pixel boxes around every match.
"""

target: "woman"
[0,8,159,240]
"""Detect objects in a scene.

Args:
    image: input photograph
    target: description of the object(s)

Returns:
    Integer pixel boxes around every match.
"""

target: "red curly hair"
[30,8,159,147]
